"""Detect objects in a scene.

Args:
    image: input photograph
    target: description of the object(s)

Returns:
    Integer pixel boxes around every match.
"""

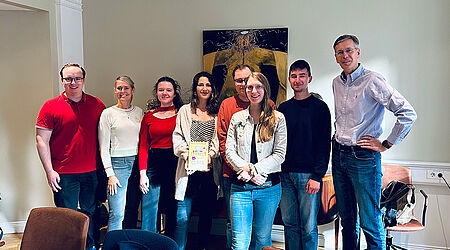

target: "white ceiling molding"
[0,2,33,11]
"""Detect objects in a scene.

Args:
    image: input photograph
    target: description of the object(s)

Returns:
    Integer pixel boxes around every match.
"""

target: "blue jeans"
[174,171,217,249]
[174,197,193,250]
[53,170,98,249]
[141,176,160,232]
[332,141,385,250]
[141,148,177,236]
[223,177,233,250]
[280,172,319,250]
[106,156,134,231]
[230,182,281,250]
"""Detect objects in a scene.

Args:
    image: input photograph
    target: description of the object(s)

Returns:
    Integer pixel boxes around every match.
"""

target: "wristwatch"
[382,140,392,149]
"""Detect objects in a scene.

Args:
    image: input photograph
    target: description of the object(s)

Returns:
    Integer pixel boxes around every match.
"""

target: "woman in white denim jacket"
[225,72,287,250]
[172,72,221,249]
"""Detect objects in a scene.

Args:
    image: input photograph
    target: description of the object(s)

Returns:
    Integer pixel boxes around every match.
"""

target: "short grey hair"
[333,34,359,50]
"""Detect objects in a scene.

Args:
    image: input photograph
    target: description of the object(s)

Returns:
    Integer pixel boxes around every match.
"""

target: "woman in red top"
[138,76,183,238]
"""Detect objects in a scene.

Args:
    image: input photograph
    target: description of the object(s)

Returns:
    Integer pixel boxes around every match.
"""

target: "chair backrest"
[318,174,338,225]
[20,207,89,250]
[381,164,412,188]
[102,229,178,250]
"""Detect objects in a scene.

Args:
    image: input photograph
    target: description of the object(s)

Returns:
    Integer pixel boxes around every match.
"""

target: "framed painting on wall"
[203,28,288,105]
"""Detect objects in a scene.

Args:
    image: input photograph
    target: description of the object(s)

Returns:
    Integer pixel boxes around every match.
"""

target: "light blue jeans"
[280,172,319,250]
[174,197,193,249]
[332,141,385,250]
[174,171,217,249]
[230,182,281,250]
[141,148,178,235]
[107,156,135,231]
[141,177,160,232]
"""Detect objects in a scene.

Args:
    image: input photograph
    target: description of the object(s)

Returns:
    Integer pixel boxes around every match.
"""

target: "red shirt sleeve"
[138,114,150,171]
[36,101,55,130]
[217,103,229,161]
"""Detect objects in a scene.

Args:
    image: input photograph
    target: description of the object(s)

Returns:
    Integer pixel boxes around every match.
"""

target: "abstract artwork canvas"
[203,28,288,105]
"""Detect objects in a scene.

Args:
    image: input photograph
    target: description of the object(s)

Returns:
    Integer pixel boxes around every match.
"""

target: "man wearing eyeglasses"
[217,64,254,249]
[331,35,417,249]
[36,63,105,250]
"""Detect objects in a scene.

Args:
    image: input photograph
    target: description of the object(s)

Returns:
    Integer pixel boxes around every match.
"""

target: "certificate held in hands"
[188,142,209,171]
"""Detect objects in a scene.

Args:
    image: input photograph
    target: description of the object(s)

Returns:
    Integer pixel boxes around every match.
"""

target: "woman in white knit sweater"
[98,76,143,231]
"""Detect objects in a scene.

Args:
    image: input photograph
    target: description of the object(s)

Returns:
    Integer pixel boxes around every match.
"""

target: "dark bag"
[381,180,415,227]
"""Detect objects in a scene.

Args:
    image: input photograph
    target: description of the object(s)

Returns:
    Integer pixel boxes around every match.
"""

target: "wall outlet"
[427,170,444,179]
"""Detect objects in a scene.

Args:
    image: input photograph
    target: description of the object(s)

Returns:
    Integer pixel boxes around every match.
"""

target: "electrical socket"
[427,170,444,179]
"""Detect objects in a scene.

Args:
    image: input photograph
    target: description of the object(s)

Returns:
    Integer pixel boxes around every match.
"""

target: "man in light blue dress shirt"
[331,34,417,250]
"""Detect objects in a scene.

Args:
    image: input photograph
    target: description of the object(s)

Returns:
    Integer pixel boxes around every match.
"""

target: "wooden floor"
[0,233,334,249]
[164,232,287,250]
[0,233,286,250]
[0,234,22,250]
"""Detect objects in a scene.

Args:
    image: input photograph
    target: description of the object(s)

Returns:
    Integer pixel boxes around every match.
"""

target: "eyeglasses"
[234,78,247,84]
[246,84,264,91]
[62,77,84,83]
[335,48,357,56]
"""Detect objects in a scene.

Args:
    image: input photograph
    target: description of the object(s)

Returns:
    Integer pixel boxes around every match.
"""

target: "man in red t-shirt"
[36,63,105,249]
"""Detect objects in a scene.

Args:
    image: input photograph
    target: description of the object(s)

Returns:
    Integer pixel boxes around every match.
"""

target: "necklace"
[115,105,134,119]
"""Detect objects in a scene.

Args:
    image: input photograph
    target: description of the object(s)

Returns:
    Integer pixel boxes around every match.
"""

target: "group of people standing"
[99,72,222,249]
[36,33,416,250]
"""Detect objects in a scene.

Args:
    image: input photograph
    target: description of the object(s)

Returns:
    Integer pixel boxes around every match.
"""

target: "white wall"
[0,9,54,227]
[0,0,448,248]
[4,0,61,92]
[82,0,450,248]
[82,0,450,164]
[0,0,86,230]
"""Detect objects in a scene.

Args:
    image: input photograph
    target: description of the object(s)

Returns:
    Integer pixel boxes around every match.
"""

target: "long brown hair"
[246,72,278,142]
[190,72,219,115]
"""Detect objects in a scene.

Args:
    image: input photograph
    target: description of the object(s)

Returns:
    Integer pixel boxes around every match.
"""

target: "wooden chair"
[271,174,339,249]
[317,174,339,250]
[381,164,428,250]
[20,207,89,250]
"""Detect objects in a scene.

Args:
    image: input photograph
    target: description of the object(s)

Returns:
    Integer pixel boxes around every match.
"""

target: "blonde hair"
[246,72,278,142]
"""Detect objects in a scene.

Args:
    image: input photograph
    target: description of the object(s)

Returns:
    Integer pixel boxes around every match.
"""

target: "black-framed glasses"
[62,77,84,83]
[234,78,247,84]
[335,48,357,56]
